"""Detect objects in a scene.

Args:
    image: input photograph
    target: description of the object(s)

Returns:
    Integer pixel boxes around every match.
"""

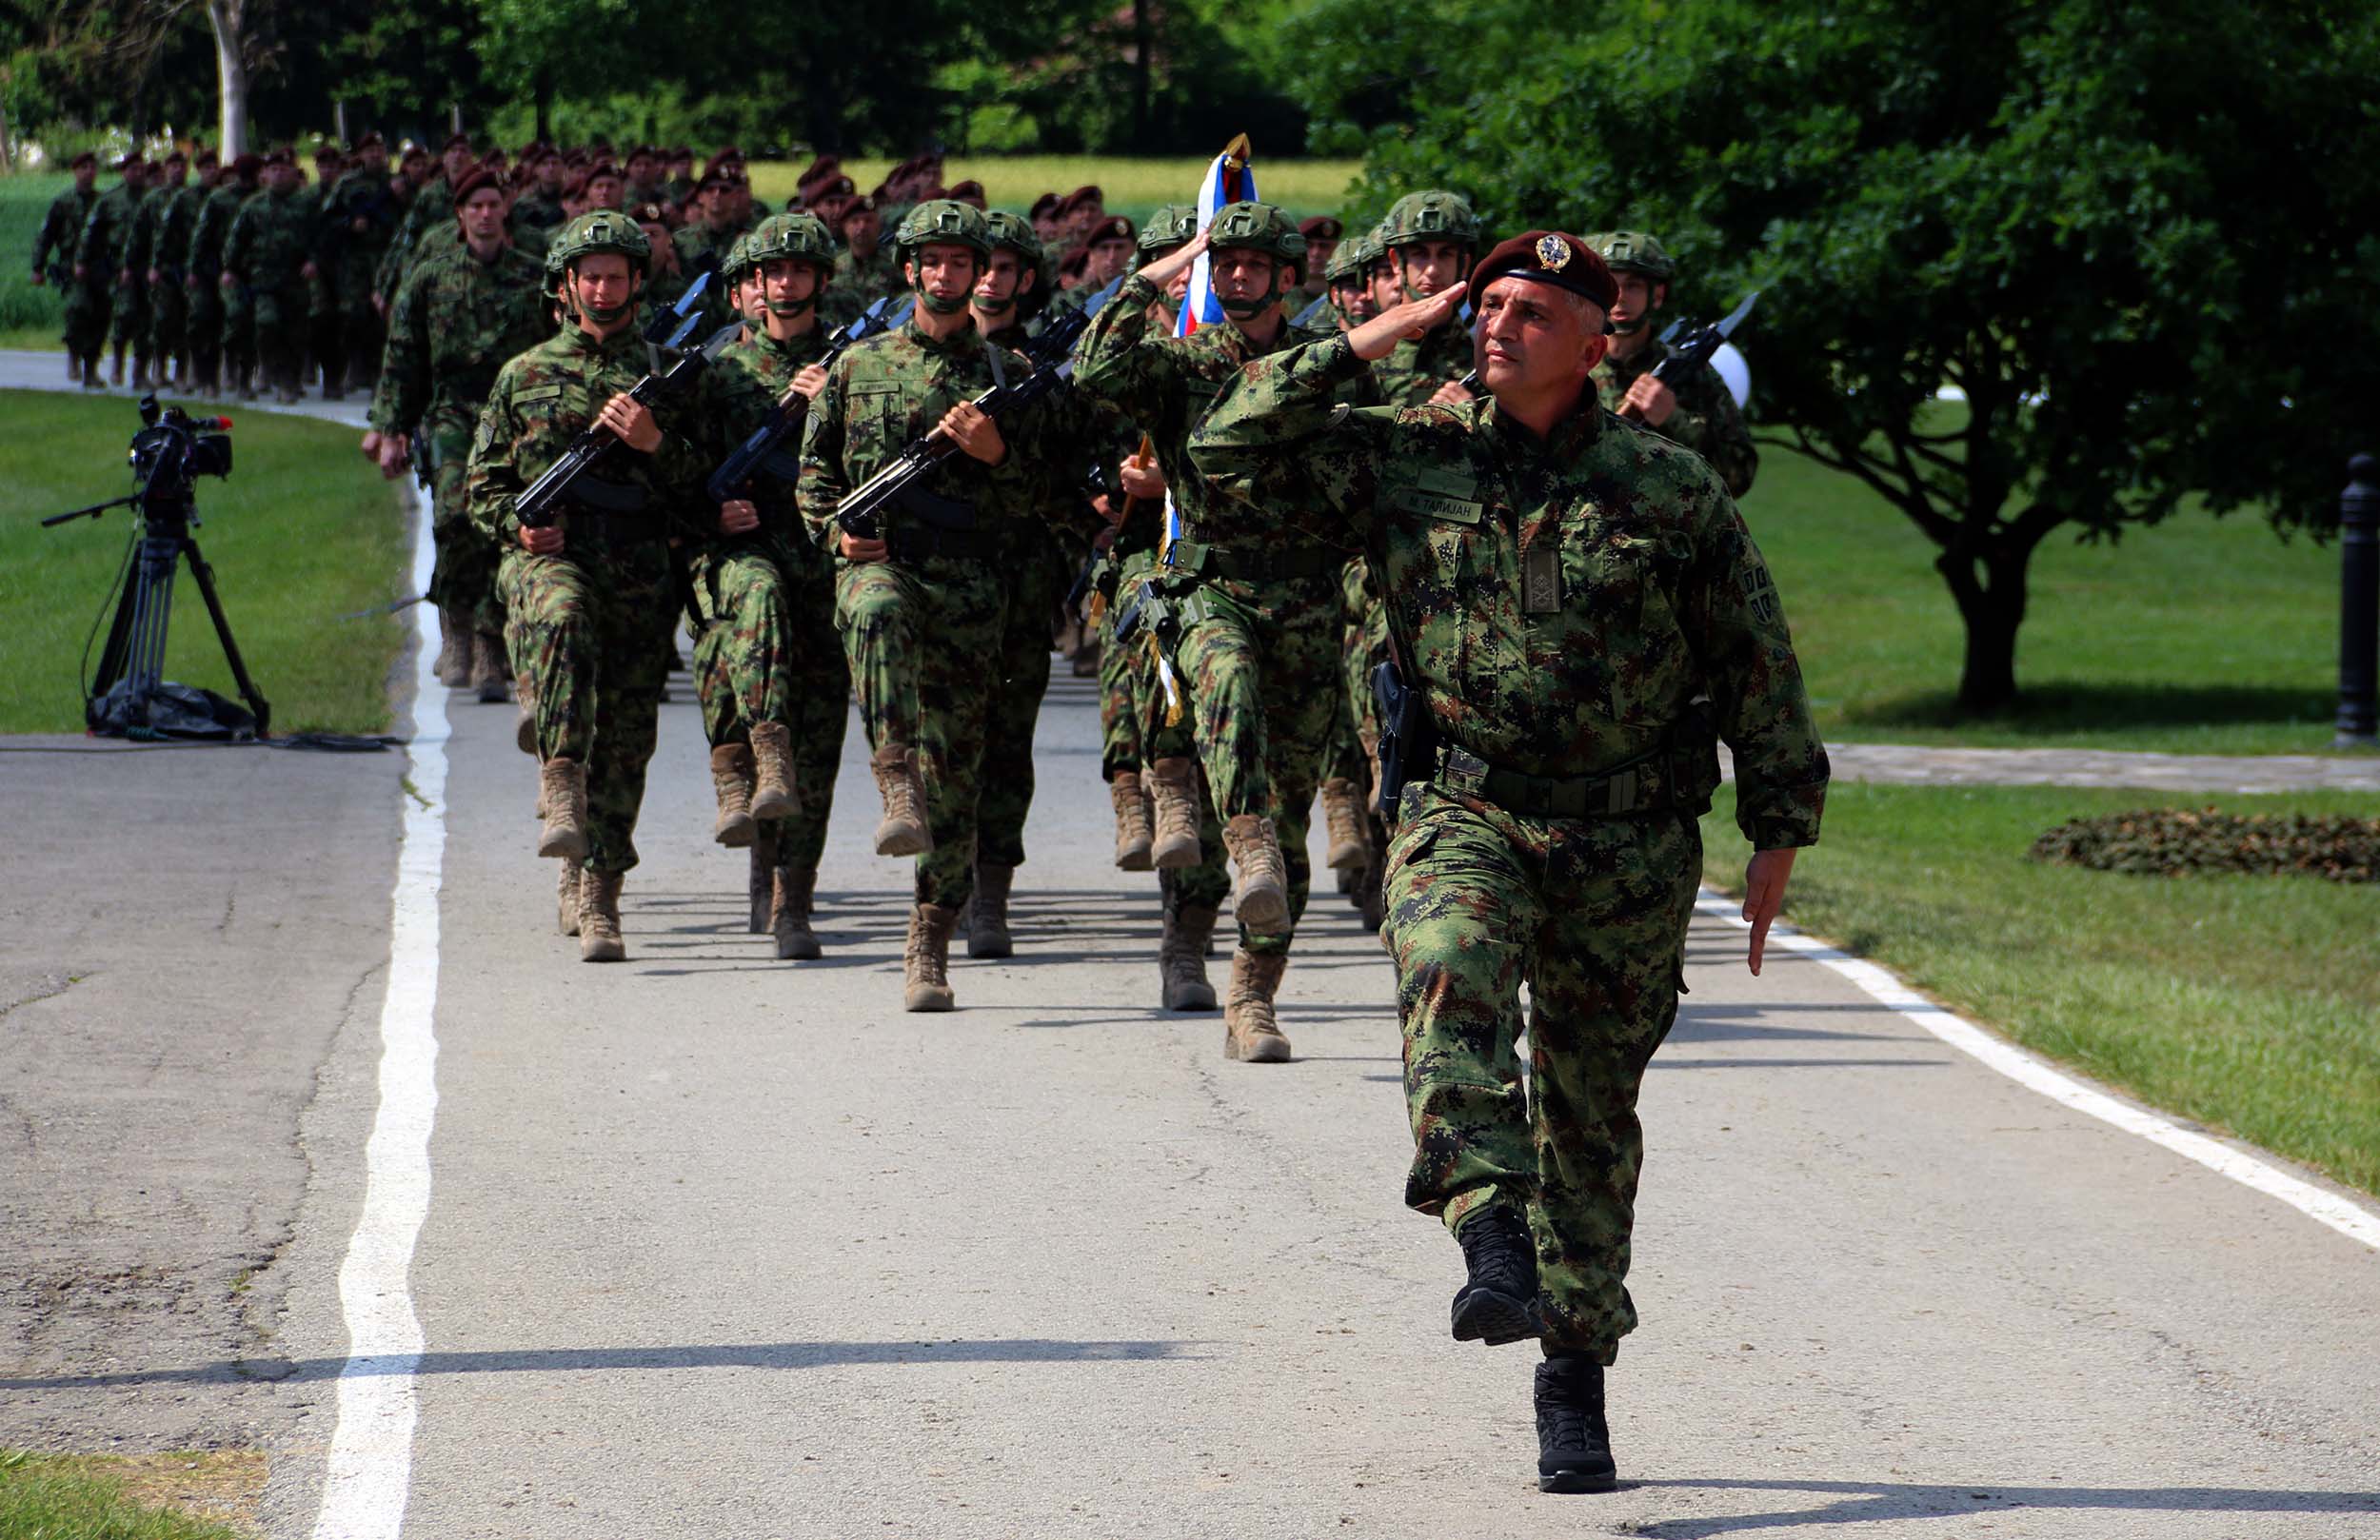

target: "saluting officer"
[1189,231,1827,1494]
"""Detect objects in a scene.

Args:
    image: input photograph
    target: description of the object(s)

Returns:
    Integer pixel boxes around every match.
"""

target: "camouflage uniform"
[825,243,902,328]
[1372,320,1474,409]
[128,175,185,373]
[1592,342,1757,498]
[796,312,1056,912]
[377,174,453,312]
[1070,269,1379,958]
[326,167,402,391]
[466,317,711,876]
[372,240,551,640]
[222,182,318,396]
[188,178,250,389]
[1190,328,1828,1362]
[32,181,95,289]
[699,320,848,881]
[149,174,208,376]
[69,177,142,365]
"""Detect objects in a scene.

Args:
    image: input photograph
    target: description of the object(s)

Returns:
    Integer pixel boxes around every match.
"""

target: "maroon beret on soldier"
[114,152,146,170]
[1028,191,1061,220]
[628,202,672,229]
[1063,184,1103,209]
[194,147,220,168]
[1085,214,1136,246]
[1058,245,1091,279]
[230,152,263,177]
[1300,215,1343,242]
[838,194,877,225]
[947,178,986,203]
[264,148,295,168]
[451,166,505,206]
[442,131,472,153]
[69,149,98,170]
[1469,229,1618,329]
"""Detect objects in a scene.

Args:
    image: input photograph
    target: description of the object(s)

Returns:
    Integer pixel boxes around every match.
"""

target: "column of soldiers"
[41,151,1818,1490]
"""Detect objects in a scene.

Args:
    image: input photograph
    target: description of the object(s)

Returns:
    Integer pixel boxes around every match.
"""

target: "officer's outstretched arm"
[1190,333,1388,550]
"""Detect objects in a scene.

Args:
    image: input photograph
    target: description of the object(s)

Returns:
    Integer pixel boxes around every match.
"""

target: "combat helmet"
[746,211,838,269]
[719,233,757,285]
[549,208,651,268]
[1585,229,1676,283]
[1325,230,1379,286]
[893,198,992,261]
[1201,202,1306,318]
[982,209,1043,267]
[1138,204,1200,256]
[1379,189,1482,250]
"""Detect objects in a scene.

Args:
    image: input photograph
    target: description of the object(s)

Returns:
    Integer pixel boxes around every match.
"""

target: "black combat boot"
[1451,1204,1538,1346]
[1534,1353,1616,1493]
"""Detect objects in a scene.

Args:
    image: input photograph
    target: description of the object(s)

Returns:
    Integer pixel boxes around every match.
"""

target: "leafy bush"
[2031,808,2380,882]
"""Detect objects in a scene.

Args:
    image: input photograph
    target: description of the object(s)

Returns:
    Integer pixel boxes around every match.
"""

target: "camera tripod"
[46,484,272,740]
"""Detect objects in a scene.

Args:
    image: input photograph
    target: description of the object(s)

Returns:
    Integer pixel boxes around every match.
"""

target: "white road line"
[311,492,447,1540]
[1696,893,2380,1253]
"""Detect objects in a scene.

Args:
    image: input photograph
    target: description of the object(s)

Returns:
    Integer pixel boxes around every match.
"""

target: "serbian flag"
[1163,133,1256,562]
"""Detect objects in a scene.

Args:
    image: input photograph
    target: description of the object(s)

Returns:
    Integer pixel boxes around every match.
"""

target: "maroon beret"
[1300,215,1343,241]
[69,150,98,169]
[115,152,148,170]
[442,132,472,153]
[628,202,672,227]
[947,178,985,202]
[583,162,623,183]
[1057,245,1090,277]
[231,153,264,177]
[1028,192,1061,219]
[838,194,878,222]
[1065,184,1103,207]
[451,167,506,205]
[1469,230,1617,318]
[1086,215,1135,245]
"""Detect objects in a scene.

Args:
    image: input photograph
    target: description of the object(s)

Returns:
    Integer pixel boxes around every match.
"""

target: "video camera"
[127,395,234,493]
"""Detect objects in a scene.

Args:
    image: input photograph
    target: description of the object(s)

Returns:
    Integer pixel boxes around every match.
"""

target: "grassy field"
[0,389,409,736]
[1741,439,2345,754]
[745,155,1365,226]
[0,1449,261,1539]
[1698,781,2380,1194]
[1,171,72,350]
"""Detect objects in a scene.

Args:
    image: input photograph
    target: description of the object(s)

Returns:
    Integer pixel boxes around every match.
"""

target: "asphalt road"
[0,428,2372,1533]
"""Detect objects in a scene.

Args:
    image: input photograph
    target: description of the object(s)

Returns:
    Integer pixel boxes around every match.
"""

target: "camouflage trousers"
[184,281,223,370]
[501,545,675,875]
[1389,781,1702,1364]
[219,282,256,377]
[251,279,307,385]
[110,274,147,350]
[147,277,187,365]
[976,544,1066,869]
[1098,549,1202,780]
[835,555,1003,910]
[692,543,848,875]
[1172,569,1339,955]
[424,409,502,636]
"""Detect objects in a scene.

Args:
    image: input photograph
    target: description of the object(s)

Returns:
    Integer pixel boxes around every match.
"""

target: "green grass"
[745,155,1365,227]
[2,171,73,349]
[0,389,409,736]
[1743,435,2344,754]
[1699,782,2380,1194]
[0,1449,258,1539]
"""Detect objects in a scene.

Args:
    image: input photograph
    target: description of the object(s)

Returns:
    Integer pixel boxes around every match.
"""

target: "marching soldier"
[797,199,1067,1012]
[149,148,214,389]
[189,153,259,398]
[1322,229,1380,327]
[220,150,318,404]
[1298,216,1342,302]
[325,136,399,394]
[125,150,188,390]
[466,210,718,962]
[827,196,898,325]
[1071,205,1381,1062]
[695,211,848,959]
[32,151,100,382]
[1586,230,1758,498]
[1374,189,1482,406]
[369,166,551,699]
[70,154,148,388]
[377,132,474,316]
[509,145,570,236]
[1188,231,1826,1493]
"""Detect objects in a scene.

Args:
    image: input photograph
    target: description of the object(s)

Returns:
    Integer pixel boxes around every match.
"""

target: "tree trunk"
[534,69,553,145]
[1,95,13,173]
[1941,540,2033,712]
[207,0,248,157]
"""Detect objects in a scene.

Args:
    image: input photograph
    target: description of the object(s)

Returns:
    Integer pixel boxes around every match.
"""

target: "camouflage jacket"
[378,175,454,307]
[371,241,552,437]
[33,185,96,283]
[508,191,568,237]
[1069,272,1379,556]
[222,188,314,291]
[1189,332,1827,848]
[1593,338,1757,499]
[73,183,143,280]
[157,182,207,274]
[188,185,248,283]
[465,317,714,563]
[1372,318,1474,406]
[797,315,1047,556]
[708,322,833,571]
[670,221,739,277]
[128,181,183,276]
[324,169,398,270]
[825,244,902,327]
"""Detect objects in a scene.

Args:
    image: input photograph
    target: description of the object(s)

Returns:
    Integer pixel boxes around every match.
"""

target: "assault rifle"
[1616,290,1757,423]
[833,277,1121,543]
[512,275,722,530]
[704,294,913,504]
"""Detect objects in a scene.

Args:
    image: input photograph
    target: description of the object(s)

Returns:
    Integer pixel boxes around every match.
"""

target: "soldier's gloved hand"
[1428,376,1476,407]
[1348,281,1467,362]
[838,531,888,563]
[790,364,829,402]
[597,393,663,453]
[519,525,565,555]
[1621,374,1677,426]
[1118,449,1164,503]
[938,400,1005,465]
[1743,847,1799,976]
[718,499,760,535]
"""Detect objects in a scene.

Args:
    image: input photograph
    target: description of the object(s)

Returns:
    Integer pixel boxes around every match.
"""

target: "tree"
[1316,0,2380,710]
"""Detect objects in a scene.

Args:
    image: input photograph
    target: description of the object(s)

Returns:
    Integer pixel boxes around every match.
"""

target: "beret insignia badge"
[1536,233,1572,270]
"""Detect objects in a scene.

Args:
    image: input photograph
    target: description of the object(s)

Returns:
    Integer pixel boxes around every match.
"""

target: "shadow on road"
[0,1337,1207,1392]
[1625,1475,2380,1534]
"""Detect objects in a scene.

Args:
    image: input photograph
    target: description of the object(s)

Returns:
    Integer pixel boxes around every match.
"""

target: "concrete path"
[1779,741,2380,794]
[0,346,373,430]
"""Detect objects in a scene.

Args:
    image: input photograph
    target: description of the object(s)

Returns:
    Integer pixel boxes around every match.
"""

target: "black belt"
[561,508,667,551]
[1169,540,1337,583]
[1431,741,1709,819]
